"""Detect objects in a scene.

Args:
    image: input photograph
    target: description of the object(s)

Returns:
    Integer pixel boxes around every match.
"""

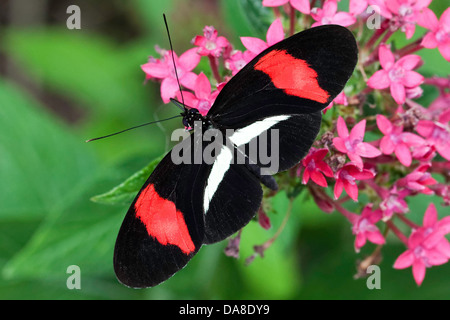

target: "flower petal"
[355,142,382,158]
[415,120,434,138]
[332,12,357,27]
[180,72,198,91]
[333,137,347,153]
[141,62,169,79]
[380,136,395,154]
[367,70,390,89]
[334,179,344,199]
[355,233,367,251]
[349,119,366,142]
[348,153,364,169]
[412,261,426,286]
[402,71,424,88]
[416,8,439,30]
[394,250,414,269]
[367,231,386,245]
[390,82,406,105]
[376,115,393,135]
[290,0,311,14]
[395,143,412,166]
[240,37,268,55]
[311,171,328,187]
[423,203,438,228]
[350,0,368,15]
[438,42,450,62]
[336,116,349,138]
[179,48,201,71]
[396,55,422,71]
[160,77,179,103]
[323,0,337,16]
[262,0,288,7]
[344,180,359,201]
[194,72,212,100]
[379,44,395,70]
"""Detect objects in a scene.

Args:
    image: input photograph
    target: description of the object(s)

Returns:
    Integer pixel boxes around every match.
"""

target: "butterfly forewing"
[207,25,357,128]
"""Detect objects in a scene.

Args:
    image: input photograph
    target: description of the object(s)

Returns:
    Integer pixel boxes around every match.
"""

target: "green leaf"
[2,28,152,119]
[91,155,164,205]
[238,192,302,298]
[0,79,97,220]
[2,173,125,283]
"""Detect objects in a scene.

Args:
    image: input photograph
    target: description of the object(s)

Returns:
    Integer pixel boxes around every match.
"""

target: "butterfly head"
[182,108,209,131]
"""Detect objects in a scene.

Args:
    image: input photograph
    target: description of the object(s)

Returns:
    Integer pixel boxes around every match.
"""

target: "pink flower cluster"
[141,0,449,287]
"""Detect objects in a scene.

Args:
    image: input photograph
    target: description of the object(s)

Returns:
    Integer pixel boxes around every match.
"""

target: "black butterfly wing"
[113,136,210,288]
[201,113,322,244]
[207,25,357,128]
[201,26,357,243]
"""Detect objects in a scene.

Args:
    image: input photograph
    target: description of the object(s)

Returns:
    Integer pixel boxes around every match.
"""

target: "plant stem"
[396,214,419,229]
[395,38,424,57]
[208,55,222,83]
[386,220,409,245]
[289,4,296,36]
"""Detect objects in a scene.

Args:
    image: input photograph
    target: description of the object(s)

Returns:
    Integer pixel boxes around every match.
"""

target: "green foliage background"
[0,0,448,299]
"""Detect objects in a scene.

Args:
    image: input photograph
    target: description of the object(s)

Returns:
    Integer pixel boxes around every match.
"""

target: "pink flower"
[300,148,334,187]
[141,48,200,103]
[367,44,424,105]
[310,188,335,213]
[349,0,368,16]
[394,203,450,286]
[333,116,382,169]
[379,187,409,220]
[349,205,385,252]
[258,208,271,230]
[224,50,254,75]
[262,0,310,14]
[434,184,450,207]
[334,163,375,201]
[177,72,220,116]
[241,18,284,59]
[323,91,348,114]
[428,91,450,120]
[192,26,230,58]
[416,116,450,161]
[311,0,356,28]
[396,163,437,195]
[385,0,432,39]
[411,142,436,162]
[367,0,393,18]
[376,115,425,166]
[417,7,450,61]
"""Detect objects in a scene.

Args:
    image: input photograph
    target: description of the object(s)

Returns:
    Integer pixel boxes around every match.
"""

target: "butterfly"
[113,24,358,288]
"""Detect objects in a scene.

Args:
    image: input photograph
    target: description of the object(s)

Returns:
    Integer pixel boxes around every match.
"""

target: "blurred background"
[0,0,449,299]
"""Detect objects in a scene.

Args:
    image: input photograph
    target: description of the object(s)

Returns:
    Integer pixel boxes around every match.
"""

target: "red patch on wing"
[134,184,195,255]
[254,49,330,103]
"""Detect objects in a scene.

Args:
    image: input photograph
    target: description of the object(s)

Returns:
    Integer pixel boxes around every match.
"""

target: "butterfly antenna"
[163,13,186,112]
[85,114,182,142]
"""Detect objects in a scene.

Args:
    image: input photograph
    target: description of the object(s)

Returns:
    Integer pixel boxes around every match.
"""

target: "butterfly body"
[114,25,358,288]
